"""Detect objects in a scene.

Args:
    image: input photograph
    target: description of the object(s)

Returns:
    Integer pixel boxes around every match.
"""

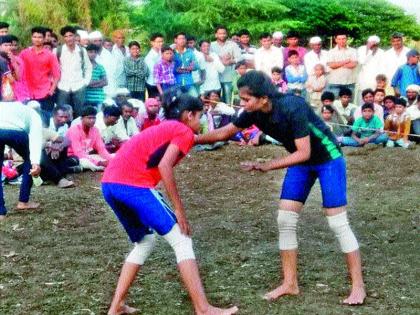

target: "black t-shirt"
[233,94,342,165]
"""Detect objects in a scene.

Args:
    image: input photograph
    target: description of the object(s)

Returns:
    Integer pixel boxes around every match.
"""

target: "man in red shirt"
[141,97,161,131]
[20,27,60,126]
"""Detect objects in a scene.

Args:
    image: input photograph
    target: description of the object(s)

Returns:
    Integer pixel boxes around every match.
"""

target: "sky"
[387,0,420,22]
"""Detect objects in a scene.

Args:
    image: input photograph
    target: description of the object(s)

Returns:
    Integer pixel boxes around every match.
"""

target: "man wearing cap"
[77,30,89,47]
[283,31,306,66]
[405,84,419,107]
[89,31,117,98]
[304,36,328,76]
[391,49,420,97]
[56,25,92,118]
[326,32,358,98]
[381,32,410,83]
[357,36,384,100]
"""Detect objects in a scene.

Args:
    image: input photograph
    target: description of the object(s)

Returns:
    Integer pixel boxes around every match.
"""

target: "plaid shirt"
[123,56,148,92]
[153,59,175,85]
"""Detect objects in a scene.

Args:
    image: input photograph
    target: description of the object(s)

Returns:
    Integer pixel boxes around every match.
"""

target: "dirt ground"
[1,144,419,314]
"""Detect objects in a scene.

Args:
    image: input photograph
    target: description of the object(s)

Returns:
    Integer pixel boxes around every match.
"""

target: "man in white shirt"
[406,94,420,137]
[144,33,164,98]
[56,26,92,118]
[381,32,410,83]
[272,31,284,50]
[111,30,129,89]
[254,32,283,77]
[199,40,225,94]
[304,36,329,76]
[357,36,384,96]
[0,102,42,218]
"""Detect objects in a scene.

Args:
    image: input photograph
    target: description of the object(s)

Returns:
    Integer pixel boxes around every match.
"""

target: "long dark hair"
[162,92,203,120]
[237,70,280,99]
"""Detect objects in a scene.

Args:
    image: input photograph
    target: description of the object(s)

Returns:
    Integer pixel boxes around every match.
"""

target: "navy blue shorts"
[280,156,347,208]
[102,183,177,243]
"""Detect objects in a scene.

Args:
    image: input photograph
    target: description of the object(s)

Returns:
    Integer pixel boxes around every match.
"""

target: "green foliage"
[132,0,420,46]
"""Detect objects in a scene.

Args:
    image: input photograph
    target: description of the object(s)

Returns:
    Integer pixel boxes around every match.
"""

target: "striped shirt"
[85,63,106,104]
[124,56,148,92]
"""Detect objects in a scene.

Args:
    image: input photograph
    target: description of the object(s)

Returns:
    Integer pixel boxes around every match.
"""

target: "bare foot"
[16,201,40,210]
[108,304,139,315]
[343,285,366,305]
[197,305,239,315]
[263,283,299,301]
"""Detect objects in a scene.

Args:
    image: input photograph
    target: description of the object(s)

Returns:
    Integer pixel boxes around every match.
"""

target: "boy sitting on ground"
[384,98,412,148]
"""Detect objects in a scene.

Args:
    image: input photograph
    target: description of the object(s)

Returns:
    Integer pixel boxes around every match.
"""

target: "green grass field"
[1,145,419,315]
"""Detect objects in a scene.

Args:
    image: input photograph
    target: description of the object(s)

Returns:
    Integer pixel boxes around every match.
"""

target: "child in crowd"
[384,98,412,148]
[124,41,148,101]
[116,101,139,139]
[383,95,396,119]
[354,88,384,123]
[391,49,420,97]
[271,66,287,93]
[373,88,385,107]
[375,74,394,96]
[306,64,327,109]
[232,60,247,105]
[101,94,238,315]
[154,46,176,96]
[85,44,107,108]
[200,90,235,133]
[320,105,347,137]
[341,103,388,147]
[284,50,307,97]
[332,87,357,125]
[320,91,335,106]
[140,98,161,131]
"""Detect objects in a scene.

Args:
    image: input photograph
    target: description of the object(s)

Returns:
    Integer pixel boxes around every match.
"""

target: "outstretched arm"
[195,123,241,144]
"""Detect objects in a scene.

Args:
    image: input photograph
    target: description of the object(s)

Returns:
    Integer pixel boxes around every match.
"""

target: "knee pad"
[277,210,299,250]
[327,212,359,253]
[126,234,156,265]
[163,224,195,263]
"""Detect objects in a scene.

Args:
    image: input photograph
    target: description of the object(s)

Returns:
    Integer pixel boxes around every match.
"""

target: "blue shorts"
[102,183,177,243]
[280,157,347,208]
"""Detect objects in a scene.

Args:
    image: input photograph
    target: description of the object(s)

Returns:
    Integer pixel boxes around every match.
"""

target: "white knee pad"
[126,234,156,265]
[163,224,195,263]
[327,212,359,253]
[277,210,299,250]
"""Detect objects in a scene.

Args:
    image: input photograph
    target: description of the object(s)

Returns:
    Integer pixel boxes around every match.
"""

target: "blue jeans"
[341,133,388,147]
[221,82,233,104]
[0,130,33,215]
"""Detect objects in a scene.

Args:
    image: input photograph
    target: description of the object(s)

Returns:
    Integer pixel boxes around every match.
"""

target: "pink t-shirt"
[102,120,194,188]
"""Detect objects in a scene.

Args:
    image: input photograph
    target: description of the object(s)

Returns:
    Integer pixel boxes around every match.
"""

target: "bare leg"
[178,259,238,315]
[264,200,303,301]
[324,207,366,305]
[108,262,141,315]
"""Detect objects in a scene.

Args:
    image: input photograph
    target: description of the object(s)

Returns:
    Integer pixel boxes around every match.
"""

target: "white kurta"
[357,46,384,91]
[254,46,283,77]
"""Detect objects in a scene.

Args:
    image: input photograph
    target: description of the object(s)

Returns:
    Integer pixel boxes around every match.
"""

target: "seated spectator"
[85,44,107,109]
[201,90,235,133]
[354,88,384,123]
[383,95,396,119]
[384,98,412,148]
[406,94,420,140]
[285,50,307,97]
[306,64,327,109]
[96,105,127,153]
[332,87,357,125]
[67,106,113,171]
[48,105,71,137]
[232,60,247,104]
[320,91,335,106]
[373,88,385,107]
[115,101,139,139]
[140,98,161,131]
[341,103,388,147]
[391,49,420,97]
[114,88,131,107]
[154,46,176,96]
[375,74,394,96]
[127,98,146,129]
[271,66,287,94]
[405,84,418,106]
[320,105,347,137]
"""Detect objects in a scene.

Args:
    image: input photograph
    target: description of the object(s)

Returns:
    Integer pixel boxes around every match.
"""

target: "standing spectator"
[20,27,60,126]
[199,39,225,94]
[77,30,89,47]
[56,25,92,118]
[85,44,107,109]
[187,35,206,94]
[283,31,306,66]
[144,33,164,98]
[89,31,117,98]
[173,32,198,96]
[391,49,420,98]
[0,35,20,101]
[124,41,148,101]
[326,32,358,98]
[0,22,9,35]
[272,31,284,49]
[285,50,307,97]
[375,74,394,96]
[112,30,129,88]
[154,46,176,96]
[254,33,283,77]
[357,36,384,101]
[238,29,256,69]
[304,36,329,76]
[306,64,327,109]
[8,35,30,102]
[210,25,241,104]
[271,66,287,94]
[381,32,410,83]
[384,98,412,148]
[103,38,114,52]
[0,101,42,219]
[406,95,420,137]
[405,84,419,106]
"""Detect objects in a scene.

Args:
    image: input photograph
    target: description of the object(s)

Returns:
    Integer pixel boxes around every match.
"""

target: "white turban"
[272,31,283,39]
[88,31,103,40]
[309,36,322,44]
[367,35,380,44]
[77,30,89,40]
